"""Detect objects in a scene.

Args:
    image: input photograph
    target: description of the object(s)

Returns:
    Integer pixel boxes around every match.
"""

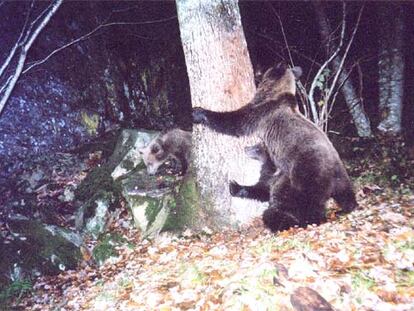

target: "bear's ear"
[263,62,287,81]
[291,66,302,80]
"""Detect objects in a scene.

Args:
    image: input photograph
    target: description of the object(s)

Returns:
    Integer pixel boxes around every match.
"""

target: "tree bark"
[176,0,263,228]
[377,2,405,134]
[313,1,372,137]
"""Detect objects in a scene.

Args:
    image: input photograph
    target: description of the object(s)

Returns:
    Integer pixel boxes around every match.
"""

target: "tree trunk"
[0,0,63,116]
[313,1,372,138]
[377,2,405,134]
[176,0,263,228]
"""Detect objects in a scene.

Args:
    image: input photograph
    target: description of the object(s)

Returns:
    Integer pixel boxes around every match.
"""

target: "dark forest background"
[0,1,413,178]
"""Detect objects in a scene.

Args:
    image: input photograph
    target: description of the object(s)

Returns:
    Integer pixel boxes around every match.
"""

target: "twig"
[326,4,364,105]
[256,32,322,65]
[0,0,63,116]
[268,3,294,66]
[22,16,177,74]
[308,1,346,125]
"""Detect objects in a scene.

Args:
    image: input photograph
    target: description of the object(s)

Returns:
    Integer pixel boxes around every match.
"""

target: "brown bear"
[192,63,357,232]
[139,128,191,176]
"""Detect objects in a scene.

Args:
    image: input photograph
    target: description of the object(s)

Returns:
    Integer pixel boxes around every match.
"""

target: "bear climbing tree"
[193,63,357,232]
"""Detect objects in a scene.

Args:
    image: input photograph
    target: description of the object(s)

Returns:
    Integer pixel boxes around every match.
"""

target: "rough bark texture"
[313,1,372,137]
[377,2,405,134]
[176,0,264,228]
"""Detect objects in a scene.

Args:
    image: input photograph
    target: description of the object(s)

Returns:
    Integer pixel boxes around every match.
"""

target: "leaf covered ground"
[4,136,414,311]
[11,187,414,311]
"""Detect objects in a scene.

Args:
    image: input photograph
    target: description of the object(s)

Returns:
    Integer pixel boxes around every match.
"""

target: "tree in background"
[377,2,405,134]
[0,0,63,116]
[311,1,372,137]
[176,0,263,227]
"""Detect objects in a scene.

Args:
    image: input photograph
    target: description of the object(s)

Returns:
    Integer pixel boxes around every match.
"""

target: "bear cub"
[139,128,191,176]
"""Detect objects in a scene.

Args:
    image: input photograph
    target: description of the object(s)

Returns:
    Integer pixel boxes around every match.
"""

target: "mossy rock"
[75,190,116,239]
[109,129,158,179]
[2,217,82,280]
[121,170,199,239]
[74,165,119,203]
[163,174,199,231]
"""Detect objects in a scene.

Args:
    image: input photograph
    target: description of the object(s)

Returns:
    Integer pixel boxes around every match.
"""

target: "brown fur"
[139,129,191,176]
[193,63,356,232]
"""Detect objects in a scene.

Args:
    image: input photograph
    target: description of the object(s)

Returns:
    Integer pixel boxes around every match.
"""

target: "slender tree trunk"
[176,0,263,228]
[313,1,372,137]
[377,2,405,134]
[0,0,63,116]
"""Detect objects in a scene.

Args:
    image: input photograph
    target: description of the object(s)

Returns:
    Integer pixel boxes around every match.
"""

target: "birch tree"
[176,0,263,227]
[0,0,63,116]
[377,2,405,134]
[312,1,372,137]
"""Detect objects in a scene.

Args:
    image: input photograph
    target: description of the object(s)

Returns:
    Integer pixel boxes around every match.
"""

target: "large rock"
[75,190,115,239]
[121,169,199,239]
[0,216,83,286]
[74,164,119,238]
[74,128,199,240]
[109,129,158,179]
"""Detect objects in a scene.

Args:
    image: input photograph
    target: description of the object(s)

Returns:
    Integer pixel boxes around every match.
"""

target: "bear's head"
[255,62,302,102]
[139,138,167,175]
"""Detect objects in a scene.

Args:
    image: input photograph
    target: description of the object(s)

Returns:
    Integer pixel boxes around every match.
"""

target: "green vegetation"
[92,233,128,266]
[0,279,33,306]
[81,111,100,136]
[351,270,376,291]
[75,165,121,203]
[163,174,199,232]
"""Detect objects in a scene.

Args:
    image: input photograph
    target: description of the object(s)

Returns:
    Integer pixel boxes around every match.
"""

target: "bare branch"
[326,5,364,105]
[0,1,34,77]
[268,3,294,66]
[0,0,63,116]
[22,15,177,74]
[256,32,322,66]
[308,1,346,125]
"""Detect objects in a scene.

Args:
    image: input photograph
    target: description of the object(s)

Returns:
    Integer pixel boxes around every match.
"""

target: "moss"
[0,278,32,307]
[75,165,115,202]
[144,198,163,228]
[81,111,100,136]
[7,220,82,275]
[121,159,136,171]
[92,233,127,266]
[163,174,199,231]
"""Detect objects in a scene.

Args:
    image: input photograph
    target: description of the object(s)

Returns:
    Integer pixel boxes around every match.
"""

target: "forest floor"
[11,186,414,310]
[3,138,414,311]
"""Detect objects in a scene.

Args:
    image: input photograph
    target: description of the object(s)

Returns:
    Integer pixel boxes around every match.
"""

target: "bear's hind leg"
[262,206,301,232]
[262,175,303,232]
[333,187,357,214]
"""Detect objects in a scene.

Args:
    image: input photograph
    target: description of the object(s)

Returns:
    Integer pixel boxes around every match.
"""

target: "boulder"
[0,216,82,286]
[109,129,158,179]
[121,169,198,239]
[74,128,198,241]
